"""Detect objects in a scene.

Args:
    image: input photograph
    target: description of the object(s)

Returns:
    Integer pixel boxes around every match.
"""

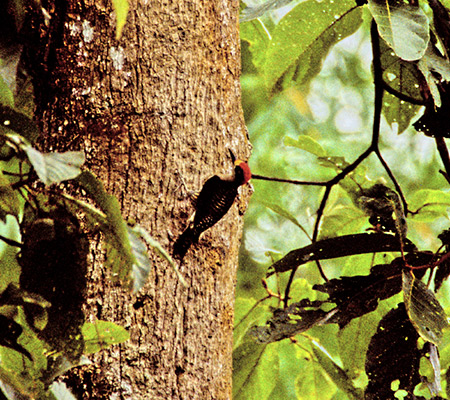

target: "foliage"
[237,0,450,398]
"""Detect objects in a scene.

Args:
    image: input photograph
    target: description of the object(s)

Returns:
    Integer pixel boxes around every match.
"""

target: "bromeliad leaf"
[368,0,429,61]
[402,271,448,345]
[76,171,136,288]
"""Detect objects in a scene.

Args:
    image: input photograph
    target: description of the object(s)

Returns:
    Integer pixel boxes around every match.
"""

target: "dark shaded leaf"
[429,0,450,55]
[268,232,416,276]
[357,184,407,240]
[19,203,89,362]
[0,105,40,143]
[365,303,421,399]
[403,271,448,345]
[0,314,32,361]
[249,299,331,343]
[414,81,450,138]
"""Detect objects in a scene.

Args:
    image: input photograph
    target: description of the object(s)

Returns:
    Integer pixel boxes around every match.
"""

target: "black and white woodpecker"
[173,156,251,261]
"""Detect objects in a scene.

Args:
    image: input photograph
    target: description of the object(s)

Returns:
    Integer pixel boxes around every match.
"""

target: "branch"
[382,81,425,106]
[435,137,450,185]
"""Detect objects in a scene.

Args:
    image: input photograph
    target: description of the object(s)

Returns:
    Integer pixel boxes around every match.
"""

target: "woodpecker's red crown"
[235,160,251,185]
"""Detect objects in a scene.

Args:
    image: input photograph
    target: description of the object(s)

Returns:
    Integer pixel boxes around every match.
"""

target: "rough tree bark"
[23,0,250,398]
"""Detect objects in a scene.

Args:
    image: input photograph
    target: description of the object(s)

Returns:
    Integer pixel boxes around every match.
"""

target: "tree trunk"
[23,0,250,398]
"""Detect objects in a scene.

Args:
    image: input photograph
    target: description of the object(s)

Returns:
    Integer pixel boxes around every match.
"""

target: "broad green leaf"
[312,343,364,399]
[338,311,380,379]
[409,189,450,222]
[403,271,448,345]
[240,0,295,22]
[284,135,326,157]
[295,344,337,399]
[25,147,84,185]
[241,19,271,73]
[283,6,363,91]
[368,0,429,61]
[263,0,361,92]
[112,0,129,40]
[82,320,130,354]
[234,297,272,349]
[0,171,19,221]
[233,339,279,400]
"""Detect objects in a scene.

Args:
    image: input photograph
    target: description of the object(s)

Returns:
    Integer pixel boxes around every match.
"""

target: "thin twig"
[251,174,326,186]
[0,234,22,248]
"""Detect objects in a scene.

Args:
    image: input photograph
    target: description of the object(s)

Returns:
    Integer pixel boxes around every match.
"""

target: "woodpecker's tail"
[173,226,200,261]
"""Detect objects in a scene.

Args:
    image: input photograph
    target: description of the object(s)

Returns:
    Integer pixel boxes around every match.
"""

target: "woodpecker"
[173,158,251,260]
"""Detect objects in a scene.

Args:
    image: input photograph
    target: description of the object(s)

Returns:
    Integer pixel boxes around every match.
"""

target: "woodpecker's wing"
[191,175,238,235]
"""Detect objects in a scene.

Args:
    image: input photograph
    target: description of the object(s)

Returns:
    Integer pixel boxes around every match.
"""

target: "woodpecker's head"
[234,160,251,186]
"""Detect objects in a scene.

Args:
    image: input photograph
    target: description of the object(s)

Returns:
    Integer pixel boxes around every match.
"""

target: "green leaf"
[263,0,362,92]
[240,0,295,22]
[0,75,14,107]
[76,171,136,288]
[312,343,364,399]
[49,382,77,400]
[260,200,310,236]
[403,271,448,345]
[23,147,85,185]
[82,320,130,354]
[241,19,271,73]
[409,189,450,222]
[132,224,187,288]
[0,171,19,221]
[126,225,152,292]
[112,0,129,40]
[368,0,429,61]
[233,339,279,400]
[284,135,326,157]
